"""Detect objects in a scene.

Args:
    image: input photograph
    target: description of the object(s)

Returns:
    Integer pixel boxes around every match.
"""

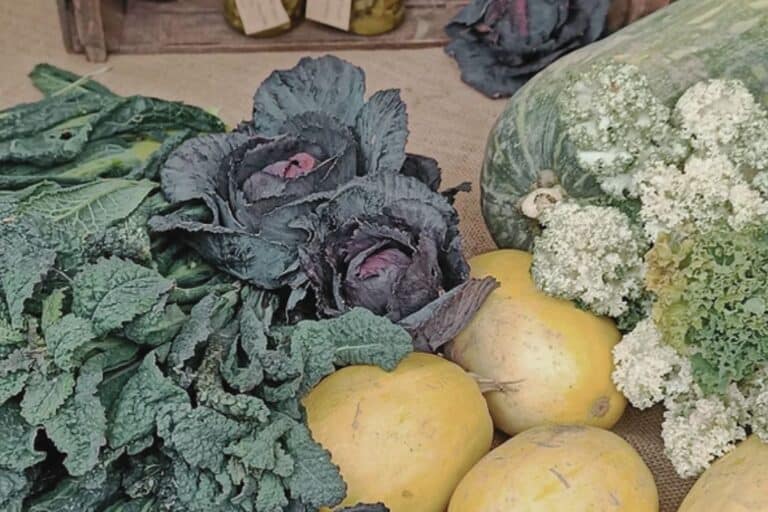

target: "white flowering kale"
[613,319,749,477]
[534,61,768,478]
[661,385,748,478]
[674,79,768,171]
[560,62,688,198]
[612,319,690,409]
[531,202,646,317]
[636,154,768,240]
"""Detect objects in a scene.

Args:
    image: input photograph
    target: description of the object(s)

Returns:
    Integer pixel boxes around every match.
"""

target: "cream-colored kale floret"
[613,318,754,479]
[560,62,688,198]
[674,79,768,171]
[531,201,646,317]
[661,385,748,479]
[636,154,768,241]
[612,318,691,409]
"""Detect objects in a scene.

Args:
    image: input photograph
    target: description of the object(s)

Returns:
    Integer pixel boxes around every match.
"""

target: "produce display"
[449,425,659,512]
[5,0,768,509]
[303,353,492,511]
[482,0,768,480]
[0,57,495,511]
[447,250,626,435]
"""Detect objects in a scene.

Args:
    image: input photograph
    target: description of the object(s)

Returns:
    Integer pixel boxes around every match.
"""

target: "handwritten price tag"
[306,0,353,31]
[234,0,291,35]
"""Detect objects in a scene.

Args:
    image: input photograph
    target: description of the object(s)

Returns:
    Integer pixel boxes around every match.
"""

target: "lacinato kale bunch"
[0,65,416,511]
[151,56,497,351]
[445,0,610,98]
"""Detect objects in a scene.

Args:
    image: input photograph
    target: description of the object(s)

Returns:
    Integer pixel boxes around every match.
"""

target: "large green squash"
[482,0,768,249]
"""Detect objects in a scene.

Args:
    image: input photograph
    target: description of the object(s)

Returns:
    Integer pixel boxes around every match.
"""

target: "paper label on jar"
[306,0,353,31]
[234,0,291,36]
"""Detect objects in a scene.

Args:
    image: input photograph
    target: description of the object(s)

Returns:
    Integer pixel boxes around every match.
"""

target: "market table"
[0,2,694,510]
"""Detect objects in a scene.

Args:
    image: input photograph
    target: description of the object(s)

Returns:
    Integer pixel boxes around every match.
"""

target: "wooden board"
[58,0,467,62]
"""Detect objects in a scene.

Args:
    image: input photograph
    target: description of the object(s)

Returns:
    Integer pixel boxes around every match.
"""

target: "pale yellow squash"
[446,249,626,435]
[449,424,659,512]
[679,435,768,512]
[303,352,493,512]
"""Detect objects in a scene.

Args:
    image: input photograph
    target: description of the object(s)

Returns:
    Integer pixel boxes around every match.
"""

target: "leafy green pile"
[0,65,412,511]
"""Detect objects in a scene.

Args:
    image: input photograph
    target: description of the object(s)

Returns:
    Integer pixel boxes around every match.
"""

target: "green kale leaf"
[72,257,172,336]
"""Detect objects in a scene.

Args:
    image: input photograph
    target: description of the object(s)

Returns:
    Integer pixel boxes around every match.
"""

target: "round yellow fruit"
[679,435,768,511]
[303,352,493,512]
[446,249,627,435]
[449,424,659,512]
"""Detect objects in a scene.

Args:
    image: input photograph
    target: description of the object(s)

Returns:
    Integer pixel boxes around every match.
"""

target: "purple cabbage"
[445,0,611,98]
[151,55,497,350]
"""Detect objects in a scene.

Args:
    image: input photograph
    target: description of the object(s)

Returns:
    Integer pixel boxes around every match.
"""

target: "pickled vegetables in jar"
[350,0,405,35]
[224,0,305,37]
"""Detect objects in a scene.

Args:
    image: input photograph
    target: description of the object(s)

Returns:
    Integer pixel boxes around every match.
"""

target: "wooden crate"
[58,0,466,62]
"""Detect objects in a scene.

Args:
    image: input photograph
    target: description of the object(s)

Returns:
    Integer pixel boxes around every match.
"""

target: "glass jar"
[224,0,305,37]
[350,0,405,36]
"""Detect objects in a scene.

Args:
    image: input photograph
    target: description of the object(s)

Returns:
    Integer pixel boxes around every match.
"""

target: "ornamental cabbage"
[527,61,768,477]
[152,55,497,350]
[531,201,646,317]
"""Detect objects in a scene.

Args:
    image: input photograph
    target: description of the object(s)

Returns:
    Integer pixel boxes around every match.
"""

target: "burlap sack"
[0,2,695,510]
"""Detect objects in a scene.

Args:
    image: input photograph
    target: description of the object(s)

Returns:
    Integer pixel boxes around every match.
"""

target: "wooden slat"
[57,0,83,53]
[73,0,108,61]
[60,0,466,59]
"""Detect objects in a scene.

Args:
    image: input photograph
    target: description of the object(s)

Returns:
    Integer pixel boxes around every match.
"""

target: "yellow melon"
[446,249,626,434]
[449,424,658,512]
[303,352,493,512]
[679,435,768,512]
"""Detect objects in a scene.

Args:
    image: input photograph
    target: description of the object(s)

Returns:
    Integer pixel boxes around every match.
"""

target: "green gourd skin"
[481,0,768,250]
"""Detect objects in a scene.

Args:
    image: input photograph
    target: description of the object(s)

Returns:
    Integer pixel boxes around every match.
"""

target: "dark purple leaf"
[400,277,500,351]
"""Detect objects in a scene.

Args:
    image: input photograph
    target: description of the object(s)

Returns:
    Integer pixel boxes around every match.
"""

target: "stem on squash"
[519,185,565,220]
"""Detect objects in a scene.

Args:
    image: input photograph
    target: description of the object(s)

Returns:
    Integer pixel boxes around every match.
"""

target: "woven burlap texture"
[0,1,694,510]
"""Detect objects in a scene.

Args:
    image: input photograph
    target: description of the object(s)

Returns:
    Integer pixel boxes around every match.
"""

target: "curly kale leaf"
[0,468,28,512]
[26,449,124,512]
[29,63,116,97]
[108,351,188,449]
[72,257,172,336]
[290,307,411,389]
[0,349,36,406]
[649,224,768,394]
[43,355,108,476]
[123,300,186,347]
[220,305,269,393]
[168,291,238,369]
[284,423,346,508]
[0,221,57,330]
[4,179,157,274]
[21,370,76,425]
[44,314,98,371]
[0,402,46,471]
